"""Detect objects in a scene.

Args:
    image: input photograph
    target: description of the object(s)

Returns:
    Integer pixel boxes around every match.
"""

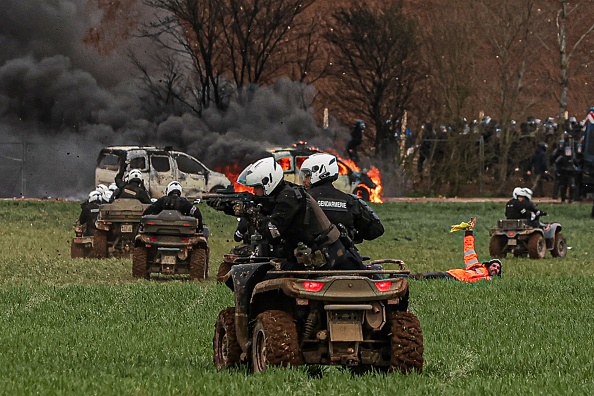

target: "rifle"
[200,190,256,216]
[201,190,279,260]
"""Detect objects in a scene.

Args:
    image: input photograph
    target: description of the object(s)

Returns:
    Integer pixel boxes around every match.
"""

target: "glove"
[539,211,547,217]
[450,220,473,233]
[207,198,223,210]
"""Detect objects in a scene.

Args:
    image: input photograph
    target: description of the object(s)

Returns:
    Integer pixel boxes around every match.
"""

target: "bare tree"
[468,0,545,192]
[421,5,479,122]
[138,0,232,113]
[554,0,594,123]
[324,0,420,169]
[218,0,316,102]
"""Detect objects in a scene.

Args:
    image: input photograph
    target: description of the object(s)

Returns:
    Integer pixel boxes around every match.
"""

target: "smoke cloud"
[0,0,347,199]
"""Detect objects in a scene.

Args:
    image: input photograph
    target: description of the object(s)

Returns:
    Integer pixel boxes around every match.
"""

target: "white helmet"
[108,183,117,192]
[516,187,533,200]
[237,157,284,196]
[128,169,143,183]
[300,153,339,186]
[512,187,522,199]
[102,190,113,202]
[96,184,109,194]
[166,181,182,196]
[88,190,103,203]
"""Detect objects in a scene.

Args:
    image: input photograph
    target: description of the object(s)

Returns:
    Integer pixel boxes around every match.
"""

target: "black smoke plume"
[0,0,348,199]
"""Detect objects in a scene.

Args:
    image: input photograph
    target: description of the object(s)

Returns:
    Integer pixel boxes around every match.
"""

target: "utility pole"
[21,139,26,197]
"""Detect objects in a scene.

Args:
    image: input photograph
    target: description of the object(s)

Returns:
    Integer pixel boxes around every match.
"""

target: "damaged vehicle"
[95,146,232,199]
[213,260,423,374]
[268,142,378,201]
[133,210,209,280]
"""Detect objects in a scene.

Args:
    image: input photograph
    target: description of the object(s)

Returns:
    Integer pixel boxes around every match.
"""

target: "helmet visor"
[237,164,260,187]
[299,168,312,185]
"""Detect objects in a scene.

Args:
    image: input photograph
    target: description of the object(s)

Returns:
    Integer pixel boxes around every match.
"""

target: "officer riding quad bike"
[70,224,94,258]
[489,219,567,259]
[132,210,209,280]
[93,199,151,258]
[213,259,423,374]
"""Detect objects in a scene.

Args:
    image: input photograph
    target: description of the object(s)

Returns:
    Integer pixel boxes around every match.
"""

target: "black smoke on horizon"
[0,0,349,199]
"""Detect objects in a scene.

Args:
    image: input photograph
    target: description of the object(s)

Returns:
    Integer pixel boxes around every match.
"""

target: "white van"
[95,146,232,199]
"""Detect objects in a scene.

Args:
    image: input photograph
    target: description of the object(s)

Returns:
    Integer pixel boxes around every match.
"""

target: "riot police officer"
[78,190,103,236]
[554,141,579,203]
[237,157,365,271]
[505,187,546,228]
[550,139,565,199]
[526,142,549,198]
[143,181,203,230]
[113,165,152,204]
[298,153,384,249]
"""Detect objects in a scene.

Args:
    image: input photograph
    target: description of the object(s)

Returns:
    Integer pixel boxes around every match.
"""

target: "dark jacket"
[78,201,101,236]
[505,198,543,228]
[114,164,152,204]
[143,193,203,230]
[259,181,364,270]
[527,147,548,175]
[307,180,384,244]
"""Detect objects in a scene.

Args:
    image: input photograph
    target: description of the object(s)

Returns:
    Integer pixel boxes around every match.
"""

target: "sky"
[0,0,344,199]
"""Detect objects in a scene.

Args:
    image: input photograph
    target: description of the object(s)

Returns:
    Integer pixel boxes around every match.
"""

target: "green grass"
[1,200,593,395]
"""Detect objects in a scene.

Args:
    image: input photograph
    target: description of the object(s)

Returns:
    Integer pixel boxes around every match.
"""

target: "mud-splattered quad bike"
[489,219,567,259]
[132,210,209,280]
[213,259,423,374]
[70,224,94,258]
[93,199,150,259]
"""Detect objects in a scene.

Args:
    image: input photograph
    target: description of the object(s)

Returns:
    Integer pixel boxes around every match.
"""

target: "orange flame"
[215,145,383,203]
[214,164,253,193]
[365,167,383,203]
[324,149,383,203]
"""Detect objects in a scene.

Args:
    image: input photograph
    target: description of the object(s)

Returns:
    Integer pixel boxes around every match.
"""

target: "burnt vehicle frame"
[268,142,378,201]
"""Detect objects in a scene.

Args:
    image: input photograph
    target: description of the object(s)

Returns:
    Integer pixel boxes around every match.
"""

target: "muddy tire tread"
[389,311,424,374]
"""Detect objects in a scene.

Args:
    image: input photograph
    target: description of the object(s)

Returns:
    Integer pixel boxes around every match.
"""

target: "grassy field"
[1,199,593,395]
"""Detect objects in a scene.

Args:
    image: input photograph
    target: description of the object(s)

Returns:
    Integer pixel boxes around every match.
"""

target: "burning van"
[95,146,232,199]
[268,142,381,202]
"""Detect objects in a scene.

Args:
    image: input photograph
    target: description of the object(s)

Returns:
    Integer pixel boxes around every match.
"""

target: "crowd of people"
[415,114,590,201]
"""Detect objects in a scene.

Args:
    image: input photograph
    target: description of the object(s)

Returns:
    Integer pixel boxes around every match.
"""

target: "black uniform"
[346,122,364,163]
[143,192,203,230]
[113,166,152,204]
[78,201,101,236]
[505,198,545,228]
[258,180,364,271]
[550,143,564,199]
[307,180,384,245]
[554,149,579,203]
[526,145,548,197]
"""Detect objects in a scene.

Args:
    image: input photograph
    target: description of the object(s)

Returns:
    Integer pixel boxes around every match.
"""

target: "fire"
[366,167,383,203]
[324,149,383,204]
[214,164,253,193]
[215,144,383,203]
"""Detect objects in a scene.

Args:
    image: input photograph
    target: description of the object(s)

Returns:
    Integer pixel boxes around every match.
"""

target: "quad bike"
[132,210,209,280]
[213,259,423,374]
[70,224,94,259]
[93,199,151,258]
[489,219,567,259]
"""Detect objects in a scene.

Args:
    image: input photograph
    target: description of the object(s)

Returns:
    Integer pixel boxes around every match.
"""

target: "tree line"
[89,0,594,196]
